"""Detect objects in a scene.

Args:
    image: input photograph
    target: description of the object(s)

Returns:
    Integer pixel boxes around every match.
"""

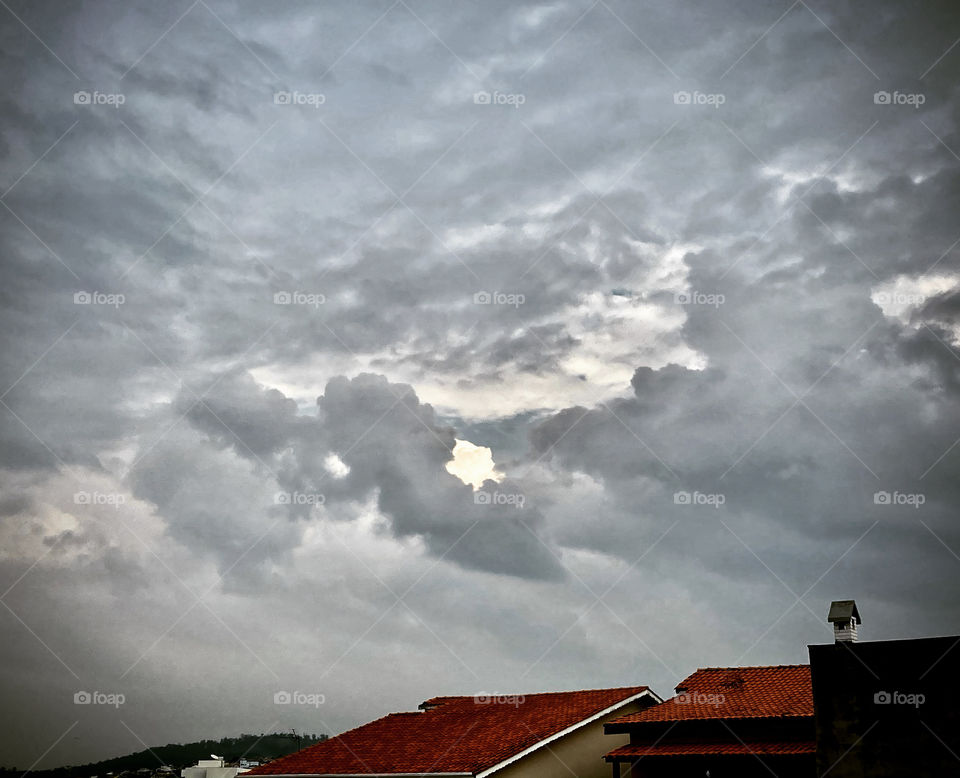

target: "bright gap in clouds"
[871,273,958,327]
[445,439,504,489]
[324,453,350,478]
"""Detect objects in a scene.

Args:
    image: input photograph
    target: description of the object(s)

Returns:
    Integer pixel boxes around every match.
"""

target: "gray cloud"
[150,371,565,581]
[1,0,959,770]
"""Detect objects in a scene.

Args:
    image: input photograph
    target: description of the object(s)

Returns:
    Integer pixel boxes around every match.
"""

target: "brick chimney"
[827,599,861,642]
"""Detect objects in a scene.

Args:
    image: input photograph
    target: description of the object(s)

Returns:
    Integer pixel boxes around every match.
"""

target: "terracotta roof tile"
[247,687,649,776]
[611,665,812,724]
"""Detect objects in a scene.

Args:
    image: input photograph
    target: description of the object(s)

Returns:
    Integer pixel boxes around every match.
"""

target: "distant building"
[181,758,249,778]
[244,687,660,778]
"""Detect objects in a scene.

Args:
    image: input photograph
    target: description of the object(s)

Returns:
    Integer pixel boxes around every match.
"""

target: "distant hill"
[0,733,327,778]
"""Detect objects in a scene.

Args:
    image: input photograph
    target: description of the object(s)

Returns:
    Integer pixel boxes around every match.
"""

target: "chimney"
[827,599,861,643]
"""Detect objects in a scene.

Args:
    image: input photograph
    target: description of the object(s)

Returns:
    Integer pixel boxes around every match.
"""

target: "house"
[604,599,960,776]
[244,687,660,778]
[603,666,815,777]
[809,602,960,776]
[181,758,249,778]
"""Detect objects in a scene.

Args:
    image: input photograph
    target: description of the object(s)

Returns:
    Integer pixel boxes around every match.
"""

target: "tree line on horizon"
[1,733,328,778]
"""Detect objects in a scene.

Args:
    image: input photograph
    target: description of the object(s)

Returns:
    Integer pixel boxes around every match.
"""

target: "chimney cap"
[827,599,861,624]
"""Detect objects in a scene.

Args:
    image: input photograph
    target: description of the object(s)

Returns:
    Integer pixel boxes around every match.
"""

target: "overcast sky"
[2,0,960,769]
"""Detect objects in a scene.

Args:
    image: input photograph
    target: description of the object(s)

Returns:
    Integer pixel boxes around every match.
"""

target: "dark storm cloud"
[2,0,960,771]
[150,371,564,580]
[529,171,960,617]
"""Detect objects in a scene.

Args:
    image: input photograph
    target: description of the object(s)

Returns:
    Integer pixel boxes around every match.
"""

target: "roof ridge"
[422,685,648,704]
[692,663,810,671]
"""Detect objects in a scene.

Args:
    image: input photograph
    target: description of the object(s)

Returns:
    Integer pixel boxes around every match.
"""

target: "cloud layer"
[1,0,959,769]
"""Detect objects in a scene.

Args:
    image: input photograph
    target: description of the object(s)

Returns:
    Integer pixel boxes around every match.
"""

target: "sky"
[1,0,960,769]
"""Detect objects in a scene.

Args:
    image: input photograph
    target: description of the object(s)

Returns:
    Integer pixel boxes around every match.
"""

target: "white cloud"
[872,273,958,326]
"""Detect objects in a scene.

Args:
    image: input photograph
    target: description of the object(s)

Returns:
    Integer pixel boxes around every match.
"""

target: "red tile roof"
[606,740,815,758]
[247,687,651,776]
[610,665,812,724]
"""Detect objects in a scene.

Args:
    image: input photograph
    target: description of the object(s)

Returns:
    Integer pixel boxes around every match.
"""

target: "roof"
[246,687,652,776]
[606,740,815,759]
[827,599,861,624]
[608,665,812,726]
